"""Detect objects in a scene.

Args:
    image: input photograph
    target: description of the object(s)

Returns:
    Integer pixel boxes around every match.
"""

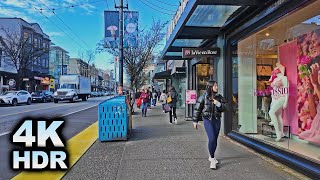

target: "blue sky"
[0,0,179,70]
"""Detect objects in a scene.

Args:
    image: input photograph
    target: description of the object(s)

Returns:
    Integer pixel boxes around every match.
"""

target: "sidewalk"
[63,104,300,180]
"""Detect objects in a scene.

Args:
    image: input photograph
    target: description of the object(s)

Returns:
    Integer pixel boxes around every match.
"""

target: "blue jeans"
[203,118,221,158]
[141,102,149,114]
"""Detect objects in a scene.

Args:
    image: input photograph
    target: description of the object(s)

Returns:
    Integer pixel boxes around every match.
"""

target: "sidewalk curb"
[222,135,310,180]
[12,122,98,180]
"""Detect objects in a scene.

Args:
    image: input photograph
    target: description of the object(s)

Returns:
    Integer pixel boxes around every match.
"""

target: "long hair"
[206,80,217,97]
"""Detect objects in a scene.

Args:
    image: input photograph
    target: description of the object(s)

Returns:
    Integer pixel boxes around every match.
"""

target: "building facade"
[0,18,50,92]
[160,0,320,178]
[68,58,88,77]
[49,46,70,78]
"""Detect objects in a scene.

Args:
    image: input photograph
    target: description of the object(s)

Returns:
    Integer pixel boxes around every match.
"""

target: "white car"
[0,90,32,106]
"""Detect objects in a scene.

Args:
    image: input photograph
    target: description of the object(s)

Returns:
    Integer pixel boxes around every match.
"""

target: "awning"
[153,70,171,80]
[161,0,265,60]
[171,67,186,75]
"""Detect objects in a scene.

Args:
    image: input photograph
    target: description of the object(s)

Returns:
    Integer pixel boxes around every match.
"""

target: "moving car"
[31,91,54,103]
[0,90,32,106]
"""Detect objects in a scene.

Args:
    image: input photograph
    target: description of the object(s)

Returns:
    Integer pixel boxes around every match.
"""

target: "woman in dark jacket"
[168,86,178,124]
[193,80,227,169]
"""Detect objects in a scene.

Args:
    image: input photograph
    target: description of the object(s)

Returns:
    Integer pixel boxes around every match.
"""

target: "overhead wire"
[137,0,175,16]
[52,0,105,11]
[142,0,176,13]
[23,0,86,51]
[37,0,90,49]
[157,0,179,7]
[0,0,104,12]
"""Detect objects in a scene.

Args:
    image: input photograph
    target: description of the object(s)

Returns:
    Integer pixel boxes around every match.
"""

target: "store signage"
[41,77,50,85]
[182,48,220,58]
[8,79,16,87]
[186,90,197,104]
[254,87,289,96]
[22,78,29,81]
[34,76,43,81]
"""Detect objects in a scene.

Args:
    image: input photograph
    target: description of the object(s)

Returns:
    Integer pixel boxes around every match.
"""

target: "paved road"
[0,96,110,180]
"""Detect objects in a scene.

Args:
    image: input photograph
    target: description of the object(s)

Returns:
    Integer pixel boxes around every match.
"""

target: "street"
[0,96,110,180]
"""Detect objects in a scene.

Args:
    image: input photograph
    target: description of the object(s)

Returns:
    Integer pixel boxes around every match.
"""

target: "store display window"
[232,0,320,163]
[197,64,210,96]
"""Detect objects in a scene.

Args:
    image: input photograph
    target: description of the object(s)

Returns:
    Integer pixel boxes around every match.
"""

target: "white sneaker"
[210,160,217,169]
[163,110,165,113]
[174,118,177,124]
[208,157,219,164]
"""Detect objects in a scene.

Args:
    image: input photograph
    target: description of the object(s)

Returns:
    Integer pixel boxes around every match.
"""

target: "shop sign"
[8,79,16,87]
[186,90,197,104]
[254,87,289,96]
[34,76,43,81]
[23,78,29,81]
[182,48,220,58]
[41,77,50,85]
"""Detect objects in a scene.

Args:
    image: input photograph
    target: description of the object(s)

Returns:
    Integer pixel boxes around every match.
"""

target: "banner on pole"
[104,11,120,48]
[124,11,139,48]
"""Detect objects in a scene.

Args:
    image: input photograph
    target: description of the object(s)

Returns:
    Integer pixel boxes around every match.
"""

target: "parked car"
[0,90,32,106]
[31,91,54,103]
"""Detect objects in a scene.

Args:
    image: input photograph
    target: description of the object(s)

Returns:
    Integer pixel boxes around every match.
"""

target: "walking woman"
[193,80,227,169]
[168,86,178,124]
[140,88,150,117]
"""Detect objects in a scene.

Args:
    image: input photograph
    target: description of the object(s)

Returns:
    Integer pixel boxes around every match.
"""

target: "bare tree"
[97,20,167,90]
[78,49,96,78]
[0,28,49,90]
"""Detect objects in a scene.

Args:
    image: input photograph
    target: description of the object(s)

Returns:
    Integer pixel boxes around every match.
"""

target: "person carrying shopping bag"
[140,88,150,117]
[159,90,168,112]
[193,80,227,169]
[168,86,178,124]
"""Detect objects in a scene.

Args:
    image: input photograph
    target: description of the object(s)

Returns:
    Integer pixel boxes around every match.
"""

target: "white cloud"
[79,3,95,14]
[47,31,64,37]
[2,0,27,8]
[0,7,35,22]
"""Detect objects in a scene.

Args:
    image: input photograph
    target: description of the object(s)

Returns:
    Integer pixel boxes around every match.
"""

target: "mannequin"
[268,63,289,141]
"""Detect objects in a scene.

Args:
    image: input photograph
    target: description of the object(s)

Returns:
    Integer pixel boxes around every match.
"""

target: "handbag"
[164,103,171,113]
[167,96,172,103]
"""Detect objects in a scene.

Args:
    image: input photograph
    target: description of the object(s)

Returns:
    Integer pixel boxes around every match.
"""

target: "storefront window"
[197,64,209,96]
[234,0,320,163]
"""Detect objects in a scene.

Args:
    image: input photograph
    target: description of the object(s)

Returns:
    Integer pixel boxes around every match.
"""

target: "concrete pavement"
[63,104,301,180]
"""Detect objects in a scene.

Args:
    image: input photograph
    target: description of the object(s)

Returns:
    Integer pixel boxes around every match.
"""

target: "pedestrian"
[135,89,142,109]
[148,87,152,109]
[117,85,124,95]
[152,90,157,106]
[159,90,167,112]
[193,80,227,169]
[157,89,161,101]
[167,86,178,124]
[140,88,150,117]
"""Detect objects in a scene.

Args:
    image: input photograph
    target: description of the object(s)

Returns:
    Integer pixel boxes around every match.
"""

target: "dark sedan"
[31,91,54,103]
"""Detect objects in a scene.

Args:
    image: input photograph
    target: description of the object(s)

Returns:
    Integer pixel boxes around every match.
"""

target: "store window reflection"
[233,0,320,163]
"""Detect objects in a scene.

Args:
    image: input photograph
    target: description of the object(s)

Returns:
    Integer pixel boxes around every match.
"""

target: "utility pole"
[61,51,64,75]
[115,0,128,87]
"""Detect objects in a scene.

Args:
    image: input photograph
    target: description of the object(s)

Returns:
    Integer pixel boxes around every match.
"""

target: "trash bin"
[98,96,129,141]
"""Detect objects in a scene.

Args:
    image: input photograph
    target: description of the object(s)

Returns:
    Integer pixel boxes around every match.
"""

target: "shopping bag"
[167,96,172,103]
[164,104,171,113]
[136,98,142,107]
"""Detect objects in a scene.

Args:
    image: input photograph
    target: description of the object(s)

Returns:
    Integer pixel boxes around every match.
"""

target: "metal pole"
[114,58,117,94]
[61,51,64,75]
[119,0,124,86]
